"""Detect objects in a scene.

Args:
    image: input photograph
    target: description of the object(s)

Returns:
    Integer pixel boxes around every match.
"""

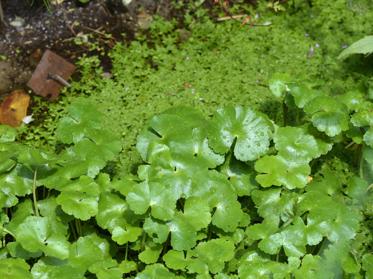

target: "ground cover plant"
[0,0,372,278]
[0,81,373,278]
[20,0,373,172]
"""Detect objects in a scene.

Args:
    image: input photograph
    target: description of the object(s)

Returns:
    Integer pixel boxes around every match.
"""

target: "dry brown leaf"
[0,90,30,127]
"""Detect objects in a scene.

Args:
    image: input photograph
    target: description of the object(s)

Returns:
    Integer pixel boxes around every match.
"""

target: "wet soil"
[0,0,175,95]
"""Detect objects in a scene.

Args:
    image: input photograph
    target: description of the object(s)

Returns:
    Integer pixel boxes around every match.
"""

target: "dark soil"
[0,0,175,95]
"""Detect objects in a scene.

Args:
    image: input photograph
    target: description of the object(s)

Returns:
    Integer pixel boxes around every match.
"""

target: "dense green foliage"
[1,0,372,278]
[1,78,373,277]
[21,0,373,172]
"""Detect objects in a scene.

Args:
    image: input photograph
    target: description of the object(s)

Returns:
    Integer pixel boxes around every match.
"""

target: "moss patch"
[22,1,373,172]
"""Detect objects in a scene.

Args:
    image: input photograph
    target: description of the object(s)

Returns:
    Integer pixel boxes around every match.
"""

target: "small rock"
[9,16,25,28]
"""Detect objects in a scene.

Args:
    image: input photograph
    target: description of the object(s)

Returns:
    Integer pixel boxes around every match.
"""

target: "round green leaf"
[183,197,211,231]
[194,238,235,274]
[350,105,373,127]
[255,155,310,189]
[139,244,162,264]
[211,198,242,233]
[56,176,99,221]
[304,96,349,137]
[96,192,142,244]
[31,259,84,279]
[89,259,124,279]
[137,110,223,170]
[0,125,17,143]
[251,189,298,226]
[55,99,104,144]
[288,84,322,109]
[274,126,332,162]
[363,127,373,148]
[208,106,273,161]
[258,218,307,258]
[0,258,31,279]
[14,216,69,259]
[136,263,177,279]
[127,181,177,221]
[118,260,137,274]
[69,234,111,271]
[268,74,290,99]
[0,165,33,208]
[163,250,187,271]
[168,213,197,251]
[143,217,170,244]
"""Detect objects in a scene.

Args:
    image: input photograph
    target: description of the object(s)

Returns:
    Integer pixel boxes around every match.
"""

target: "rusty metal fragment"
[27,50,75,101]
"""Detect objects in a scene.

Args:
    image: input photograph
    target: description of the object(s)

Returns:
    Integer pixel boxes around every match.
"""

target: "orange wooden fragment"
[0,90,30,127]
[27,50,75,101]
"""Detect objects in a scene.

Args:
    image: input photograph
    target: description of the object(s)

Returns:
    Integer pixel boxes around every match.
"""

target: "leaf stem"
[282,102,288,126]
[69,221,78,240]
[32,169,40,217]
[125,242,129,261]
[1,227,15,238]
[75,219,82,236]
[357,145,364,179]
[141,231,147,251]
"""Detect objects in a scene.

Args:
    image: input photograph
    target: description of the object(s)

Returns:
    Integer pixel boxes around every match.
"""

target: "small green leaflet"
[258,217,307,258]
[274,126,332,162]
[55,99,104,144]
[303,96,350,137]
[238,252,294,279]
[251,188,298,226]
[268,73,290,99]
[56,176,99,221]
[136,263,178,279]
[255,155,310,189]
[96,192,142,244]
[0,164,34,208]
[363,127,373,147]
[193,238,235,274]
[0,258,31,279]
[163,250,187,271]
[0,125,17,143]
[31,259,84,279]
[14,216,69,259]
[287,84,322,109]
[69,234,112,273]
[208,106,273,161]
[127,181,177,221]
[89,259,125,279]
[139,244,163,264]
[143,217,169,244]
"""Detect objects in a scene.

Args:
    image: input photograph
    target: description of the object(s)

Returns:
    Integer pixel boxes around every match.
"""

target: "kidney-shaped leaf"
[208,106,273,161]
[96,192,142,244]
[194,238,235,274]
[255,155,310,189]
[0,258,31,279]
[14,216,69,259]
[56,176,99,221]
[304,96,349,137]
[274,126,332,162]
[136,263,177,279]
[127,181,177,221]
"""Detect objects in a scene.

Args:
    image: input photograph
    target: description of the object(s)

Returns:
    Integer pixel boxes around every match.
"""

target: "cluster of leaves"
[1,87,372,277]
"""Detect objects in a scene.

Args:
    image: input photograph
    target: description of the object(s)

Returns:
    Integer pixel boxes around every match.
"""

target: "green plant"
[0,76,372,278]
[338,35,373,60]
